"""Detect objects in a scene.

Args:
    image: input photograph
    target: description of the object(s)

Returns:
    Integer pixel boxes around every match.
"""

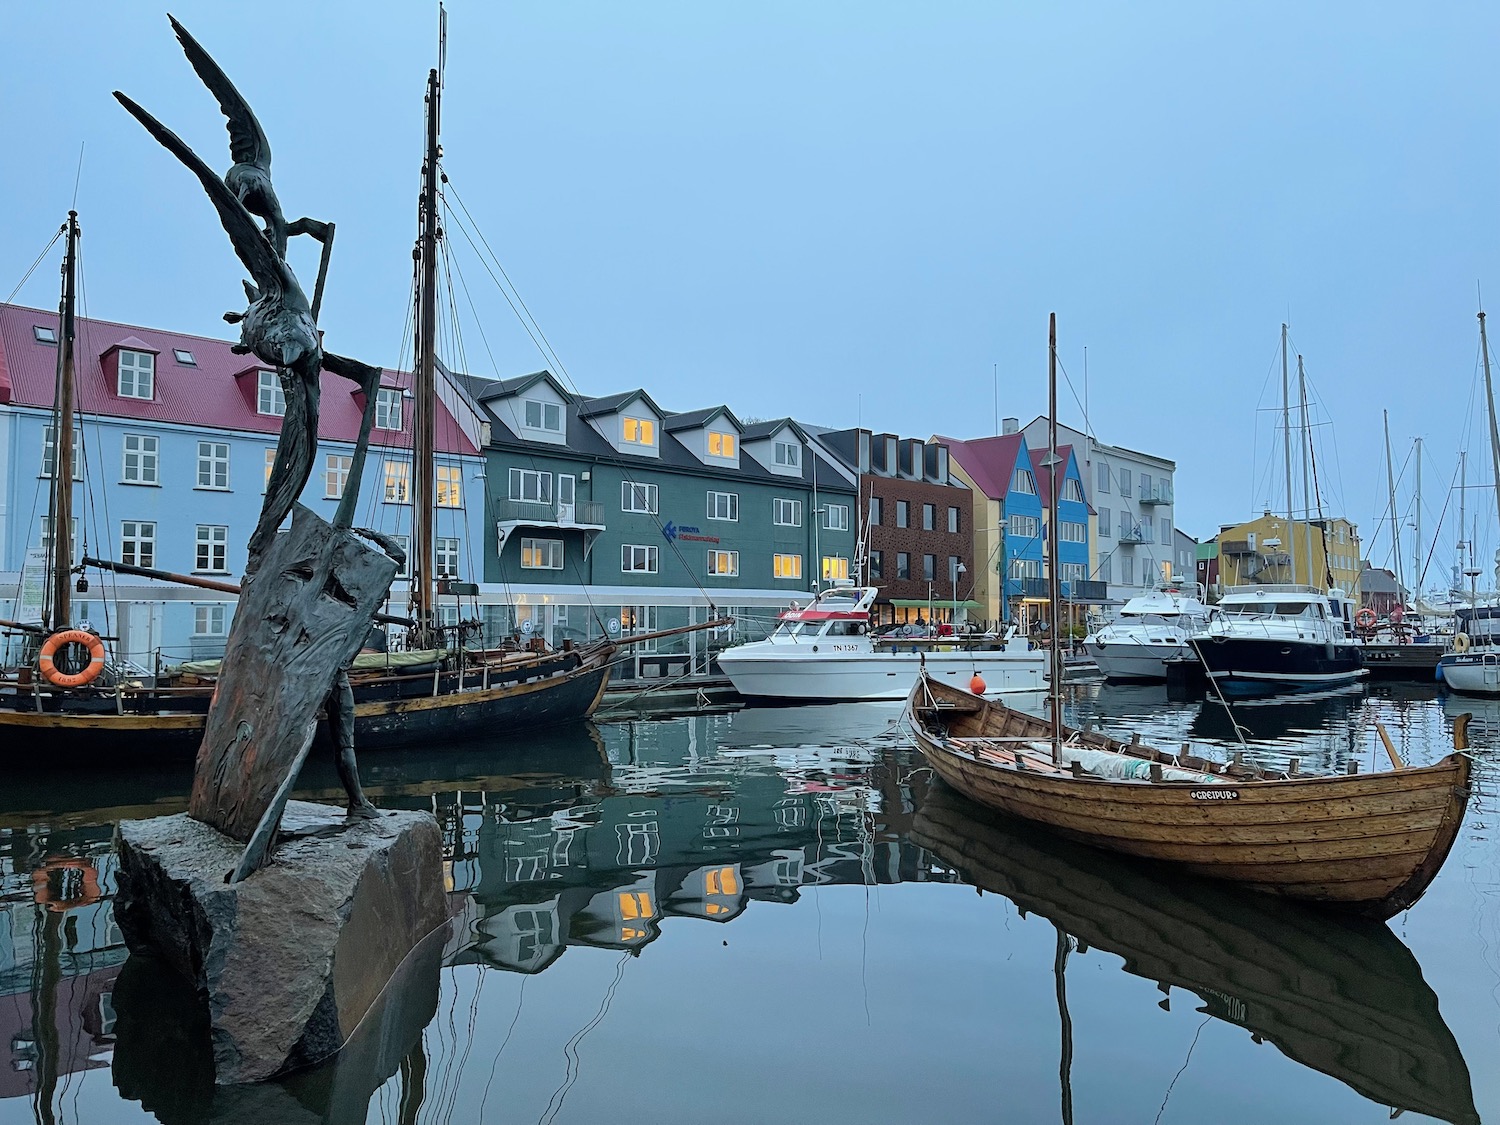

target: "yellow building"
[947,459,1006,623]
[1216,512,1362,597]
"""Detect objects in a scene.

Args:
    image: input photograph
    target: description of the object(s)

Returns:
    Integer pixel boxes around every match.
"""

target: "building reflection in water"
[0,695,1485,1125]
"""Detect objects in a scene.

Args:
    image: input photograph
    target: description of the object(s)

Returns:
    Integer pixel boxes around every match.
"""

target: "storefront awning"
[888,599,984,610]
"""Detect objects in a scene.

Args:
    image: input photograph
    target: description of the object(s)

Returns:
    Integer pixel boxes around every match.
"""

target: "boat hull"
[1189,635,1365,692]
[904,676,1471,918]
[1082,639,1193,681]
[717,647,1046,701]
[1361,641,1447,681]
[1437,652,1500,695]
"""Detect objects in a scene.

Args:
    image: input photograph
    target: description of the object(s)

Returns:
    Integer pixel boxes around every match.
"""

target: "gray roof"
[662,405,743,433]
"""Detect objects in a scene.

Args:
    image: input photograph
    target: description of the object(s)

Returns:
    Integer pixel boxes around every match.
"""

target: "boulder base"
[113,801,448,1084]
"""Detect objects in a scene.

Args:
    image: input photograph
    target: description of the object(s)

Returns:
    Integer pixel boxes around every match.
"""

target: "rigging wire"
[2,225,64,307]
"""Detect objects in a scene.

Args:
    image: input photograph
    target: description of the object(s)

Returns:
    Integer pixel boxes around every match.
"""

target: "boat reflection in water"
[911,783,1480,1125]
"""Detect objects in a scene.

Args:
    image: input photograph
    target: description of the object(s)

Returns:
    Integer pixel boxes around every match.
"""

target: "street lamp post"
[954,560,967,627]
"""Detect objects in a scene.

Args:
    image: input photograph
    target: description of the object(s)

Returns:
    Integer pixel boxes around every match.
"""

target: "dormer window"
[173,348,197,366]
[118,349,155,399]
[774,440,800,468]
[708,431,736,458]
[523,399,562,433]
[375,388,403,431]
[1012,469,1037,495]
[33,326,56,344]
[623,417,655,446]
[257,370,286,416]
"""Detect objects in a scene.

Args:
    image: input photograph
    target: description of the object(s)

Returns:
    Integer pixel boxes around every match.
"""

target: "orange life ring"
[1354,608,1377,630]
[38,629,106,688]
[32,857,103,913]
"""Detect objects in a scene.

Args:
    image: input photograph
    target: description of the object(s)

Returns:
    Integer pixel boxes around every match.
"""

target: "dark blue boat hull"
[1189,636,1365,694]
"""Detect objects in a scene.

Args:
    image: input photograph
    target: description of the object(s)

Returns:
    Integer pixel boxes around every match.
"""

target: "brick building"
[818,429,975,626]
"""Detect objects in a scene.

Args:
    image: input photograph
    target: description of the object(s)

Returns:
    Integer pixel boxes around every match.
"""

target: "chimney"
[1002,417,1018,435]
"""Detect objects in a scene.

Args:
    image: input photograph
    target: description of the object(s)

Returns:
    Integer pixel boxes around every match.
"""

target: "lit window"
[436,536,461,577]
[194,604,227,636]
[773,498,801,526]
[521,537,563,569]
[325,454,352,499]
[263,448,277,490]
[120,521,156,568]
[122,434,159,484]
[708,550,739,577]
[375,388,403,431]
[523,399,562,433]
[621,481,657,513]
[509,468,553,504]
[436,464,462,508]
[822,556,849,580]
[708,431,736,458]
[384,460,411,503]
[257,370,286,416]
[623,417,655,446]
[118,349,155,399]
[774,440,800,468]
[40,426,81,480]
[197,441,230,489]
[195,524,228,572]
[773,553,803,580]
[707,491,739,521]
[33,325,56,344]
[823,504,849,531]
[173,348,196,365]
[622,544,659,574]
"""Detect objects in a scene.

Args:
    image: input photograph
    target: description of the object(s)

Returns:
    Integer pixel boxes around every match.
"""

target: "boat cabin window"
[1223,600,1320,617]
[825,620,863,637]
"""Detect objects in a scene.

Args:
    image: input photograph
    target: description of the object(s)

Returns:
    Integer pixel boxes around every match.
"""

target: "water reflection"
[0,690,1492,1125]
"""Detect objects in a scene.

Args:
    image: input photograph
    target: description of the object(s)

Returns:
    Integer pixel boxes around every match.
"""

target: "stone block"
[113,801,448,1084]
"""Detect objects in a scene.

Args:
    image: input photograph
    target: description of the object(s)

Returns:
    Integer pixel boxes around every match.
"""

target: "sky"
[6,2,1500,567]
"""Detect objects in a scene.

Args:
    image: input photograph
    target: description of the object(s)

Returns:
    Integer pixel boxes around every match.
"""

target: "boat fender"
[38,629,106,689]
[1454,632,1471,654]
[970,673,987,694]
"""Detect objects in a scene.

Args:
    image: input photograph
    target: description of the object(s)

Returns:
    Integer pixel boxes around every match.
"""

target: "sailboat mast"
[1296,355,1314,587]
[1281,324,1294,581]
[1383,410,1403,603]
[1479,313,1500,585]
[1460,449,1468,589]
[1414,436,1423,592]
[412,67,441,637]
[48,211,80,630]
[1047,313,1062,764]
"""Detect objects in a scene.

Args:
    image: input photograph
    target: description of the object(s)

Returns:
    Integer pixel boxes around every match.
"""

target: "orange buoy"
[969,673,987,695]
[38,629,106,688]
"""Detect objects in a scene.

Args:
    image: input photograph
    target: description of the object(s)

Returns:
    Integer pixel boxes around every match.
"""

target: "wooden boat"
[905,672,1471,918]
[911,783,1479,1125]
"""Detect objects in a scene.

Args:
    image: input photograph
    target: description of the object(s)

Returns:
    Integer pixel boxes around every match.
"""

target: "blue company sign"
[662,521,719,545]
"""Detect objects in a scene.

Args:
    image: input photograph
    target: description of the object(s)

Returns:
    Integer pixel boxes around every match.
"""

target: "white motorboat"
[716,585,1047,702]
[1082,581,1215,681]
[1436,605,1500,694]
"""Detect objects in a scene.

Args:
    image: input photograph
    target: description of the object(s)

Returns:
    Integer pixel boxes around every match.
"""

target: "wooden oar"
[1375,721,1405,770]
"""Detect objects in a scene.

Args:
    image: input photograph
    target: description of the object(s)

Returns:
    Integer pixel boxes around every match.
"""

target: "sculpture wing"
[113,92,282,295]
[168,15,271,170]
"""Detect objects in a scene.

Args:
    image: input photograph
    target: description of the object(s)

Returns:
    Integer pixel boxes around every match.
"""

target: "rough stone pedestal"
[113,801,448,1085]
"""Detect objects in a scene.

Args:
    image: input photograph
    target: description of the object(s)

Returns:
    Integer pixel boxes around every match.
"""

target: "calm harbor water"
[2,683,1496,1125]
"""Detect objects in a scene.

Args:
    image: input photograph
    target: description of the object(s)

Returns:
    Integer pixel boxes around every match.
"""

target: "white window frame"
[773,440,800,468]
[823,504,849,531]
[436,536,461,577]
[256,370,286,416]
[1009,513,1040,539]
[263,448,277,492]
[196,440,230,490]
[523,398,563,433]
[521,537,564,570]
[773,498,802,526]
[622,544,659,574]
[708,549,740,577]
[117,349,155,399]
[40,426,81,480]
[773,553,803,580]
[384,459,412,504]
[1061,521,1088,543]
[822,555,849,581]
[375,388,403,431]
[1064,478,1085,502]
[122,433,159,485]
[621,481,658,514]
[436,463,463,508]
[708,431,736,458]
[391,534,411,577]
[325,454,352,499]
[193,604,227,636]
[509,468,554,505]
[195,524,229,573]
[622,416,655,446]
[707,491,739,522]
[1012,470,1036,495]
[120,520,156,569]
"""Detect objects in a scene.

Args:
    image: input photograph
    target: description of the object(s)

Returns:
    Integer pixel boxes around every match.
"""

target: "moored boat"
[1081,579,1214,681]
[715,584,1046,702]
[903,672,1471,918]
[1189,584,1365,692]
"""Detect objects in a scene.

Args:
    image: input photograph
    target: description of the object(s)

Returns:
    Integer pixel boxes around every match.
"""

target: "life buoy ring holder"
[1454,632,1471,654]
[38,629,106,688]
[1354,608,1378,631]
[32,857,103,913]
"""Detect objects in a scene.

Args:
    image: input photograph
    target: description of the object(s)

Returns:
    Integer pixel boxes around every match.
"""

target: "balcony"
[1018,578,1108,602]
[1139,485,1173,506]
[1221,539,1255,556]
[1117,524,1147,545]
[496,498,606,556]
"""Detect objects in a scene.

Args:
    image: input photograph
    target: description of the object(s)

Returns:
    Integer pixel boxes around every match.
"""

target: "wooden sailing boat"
[904,315,1472,919]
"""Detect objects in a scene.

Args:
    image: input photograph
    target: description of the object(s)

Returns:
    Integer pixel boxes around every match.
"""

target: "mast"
[1281,324,1294,580]
[1047,313,1062,764]
[1296,354,1314,587]
[1383,410,1403,604]
[1413,436,1423,593]
[411,65,441,640]
[47,211,80,631]
[1480,311,1500,590]
[1459,450,1468,592]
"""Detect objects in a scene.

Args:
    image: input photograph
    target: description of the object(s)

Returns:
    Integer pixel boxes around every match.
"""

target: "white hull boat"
[1082,582,1215,682]
[717,585,1047,702]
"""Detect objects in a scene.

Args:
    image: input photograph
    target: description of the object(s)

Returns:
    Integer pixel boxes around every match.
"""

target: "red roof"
[936,432,1027,500]
[0,304,479,455]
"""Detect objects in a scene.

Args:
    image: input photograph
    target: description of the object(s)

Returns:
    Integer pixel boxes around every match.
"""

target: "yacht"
[1082,581,1215,681]
[1436,605,1500,694]
[1188,585,1365,693]
[716,584,1047,702]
